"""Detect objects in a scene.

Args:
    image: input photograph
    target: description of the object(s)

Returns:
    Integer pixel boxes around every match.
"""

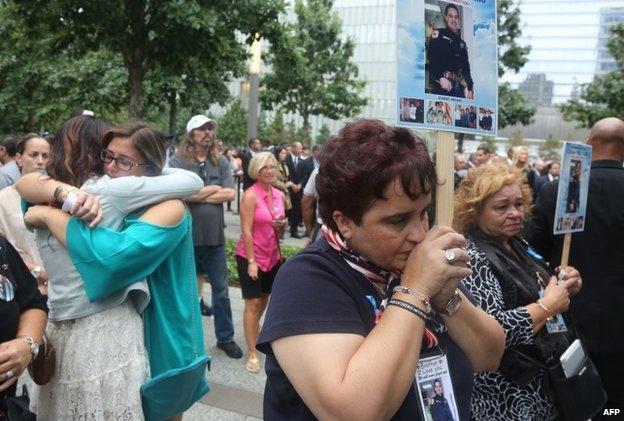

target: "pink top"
[235,183,284,272]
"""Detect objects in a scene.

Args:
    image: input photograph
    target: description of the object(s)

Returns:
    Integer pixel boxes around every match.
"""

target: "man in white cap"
[168,114,243,359]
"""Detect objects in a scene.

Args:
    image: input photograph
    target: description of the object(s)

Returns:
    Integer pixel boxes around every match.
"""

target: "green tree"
[10,0,285,120]
[315,123,331,145]
[0,4,128,133]
[539,134,561,162]
[480,136,498,153]
[497,0,535,129]
[508,129,526,148]
[261,0,367,138]
[216,100,249,148]
[561,24,624,127]
[265,111,292,145]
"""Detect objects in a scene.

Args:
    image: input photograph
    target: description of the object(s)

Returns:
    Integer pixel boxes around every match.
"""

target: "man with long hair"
[169,115,243,359]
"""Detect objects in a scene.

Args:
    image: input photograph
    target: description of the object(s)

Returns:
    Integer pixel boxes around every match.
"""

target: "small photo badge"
[0,274,15,302]
[416,354,460,421]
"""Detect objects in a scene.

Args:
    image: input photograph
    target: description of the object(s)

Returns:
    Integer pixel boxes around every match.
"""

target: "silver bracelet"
[392,285,432,314]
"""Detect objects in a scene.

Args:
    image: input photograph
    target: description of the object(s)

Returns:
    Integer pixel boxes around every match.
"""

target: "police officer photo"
[426,2,474,99]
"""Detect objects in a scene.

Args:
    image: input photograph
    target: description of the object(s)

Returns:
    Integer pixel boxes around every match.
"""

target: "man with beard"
[169,115,243,359]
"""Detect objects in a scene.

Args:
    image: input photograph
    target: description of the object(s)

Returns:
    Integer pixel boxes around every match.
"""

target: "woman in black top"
[0,235,47,414]
[454,163,582,420]
[257,119,505,420]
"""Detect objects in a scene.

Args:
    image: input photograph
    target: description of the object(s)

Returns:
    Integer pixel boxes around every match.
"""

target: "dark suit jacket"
[526,160,624,354]
[285,154,302,184]
[534,174,557,196]
[298,157,316,190]
[241,150,254,190]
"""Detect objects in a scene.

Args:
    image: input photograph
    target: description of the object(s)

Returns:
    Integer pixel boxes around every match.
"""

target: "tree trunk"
[127,2,147,120]
[302,112,311,143]
[456,133,465,153]
[168,89,177,133]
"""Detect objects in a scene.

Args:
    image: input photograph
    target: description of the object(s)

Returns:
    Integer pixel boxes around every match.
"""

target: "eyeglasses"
[260,164,276,172]
[100,149,150,172]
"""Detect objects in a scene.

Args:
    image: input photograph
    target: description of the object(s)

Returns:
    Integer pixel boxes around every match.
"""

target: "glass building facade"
[502,0,624,105]
[214,0,622,142]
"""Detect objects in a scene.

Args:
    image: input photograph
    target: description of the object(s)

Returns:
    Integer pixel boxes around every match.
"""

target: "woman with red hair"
[256,119,505,420]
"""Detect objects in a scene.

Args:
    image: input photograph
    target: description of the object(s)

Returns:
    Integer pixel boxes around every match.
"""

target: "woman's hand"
[23,205,52,228]
[0,339,31,392]
[70,190,103,227]
[247,261,259,280]
[542,276,571,314]
[556,266,582,296]
[403,226,472,299]
[273,217,287,235]
[430,276,463,313]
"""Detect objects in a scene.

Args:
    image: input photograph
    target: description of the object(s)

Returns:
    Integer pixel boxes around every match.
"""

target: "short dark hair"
[0,135,19,157]
[248,137,260,147]
[444,4,459,15]
[102,122,167,176]
[316,119,436,231]
[477,143,492,154]
[17,133,49,155]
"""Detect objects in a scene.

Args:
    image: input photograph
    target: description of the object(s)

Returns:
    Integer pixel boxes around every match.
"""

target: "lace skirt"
[31,300,149,420]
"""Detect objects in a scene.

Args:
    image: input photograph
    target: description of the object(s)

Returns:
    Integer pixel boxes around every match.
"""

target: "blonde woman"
[235,152,286,373]
[511,146,536,195]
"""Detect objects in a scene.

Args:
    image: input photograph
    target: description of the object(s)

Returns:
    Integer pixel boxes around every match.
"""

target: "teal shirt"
[66,210,209,420]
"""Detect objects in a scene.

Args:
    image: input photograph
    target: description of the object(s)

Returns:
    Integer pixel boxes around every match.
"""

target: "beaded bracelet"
[387,298,429,322]
[392,285,432,314]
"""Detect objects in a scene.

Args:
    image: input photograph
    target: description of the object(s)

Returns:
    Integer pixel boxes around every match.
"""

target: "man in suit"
[534,161,560,196]
[298,144,320,191]
[526,117,624,417]
[286,141,304,238]
[241,137,262,190]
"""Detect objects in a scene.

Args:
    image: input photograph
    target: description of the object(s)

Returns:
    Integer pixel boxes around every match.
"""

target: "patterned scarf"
[321,225,439,348]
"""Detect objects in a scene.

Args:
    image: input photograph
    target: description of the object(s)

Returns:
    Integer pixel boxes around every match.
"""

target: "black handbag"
[511,332,606,421]
[5,385,36,421]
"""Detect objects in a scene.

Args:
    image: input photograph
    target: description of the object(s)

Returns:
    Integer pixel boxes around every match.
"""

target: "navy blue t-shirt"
[256,238,474,420]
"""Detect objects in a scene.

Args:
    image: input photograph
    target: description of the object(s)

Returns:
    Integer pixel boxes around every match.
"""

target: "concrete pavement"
[186,208,307,419]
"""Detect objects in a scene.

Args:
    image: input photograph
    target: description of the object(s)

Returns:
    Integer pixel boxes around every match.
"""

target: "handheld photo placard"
[396,0,498,136]
[553,142,592,236]
[416,354,460,421]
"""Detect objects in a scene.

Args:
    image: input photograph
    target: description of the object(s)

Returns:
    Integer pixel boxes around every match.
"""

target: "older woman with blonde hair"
[454,163,583,420]
[235,151,286,373]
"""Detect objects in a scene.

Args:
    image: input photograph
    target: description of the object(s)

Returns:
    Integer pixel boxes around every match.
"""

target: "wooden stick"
[560,233,572,268]
[435,131,455,226]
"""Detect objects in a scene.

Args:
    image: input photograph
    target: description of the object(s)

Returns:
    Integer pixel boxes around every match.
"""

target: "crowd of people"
[1,112,622,421]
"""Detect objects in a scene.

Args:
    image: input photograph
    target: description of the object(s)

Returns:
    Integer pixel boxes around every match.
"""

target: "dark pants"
[289,190,303,235]
[194,245,235,343]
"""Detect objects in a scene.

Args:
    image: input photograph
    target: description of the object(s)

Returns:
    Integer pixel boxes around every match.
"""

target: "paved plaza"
[185,209,306,420]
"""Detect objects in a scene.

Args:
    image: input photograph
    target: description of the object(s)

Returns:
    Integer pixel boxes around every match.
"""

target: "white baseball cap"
[186,115,217,133]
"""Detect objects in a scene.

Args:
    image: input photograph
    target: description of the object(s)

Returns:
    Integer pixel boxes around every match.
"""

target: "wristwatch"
[441,289,462,316]
[247,258,256,264]
[18,336,39,361]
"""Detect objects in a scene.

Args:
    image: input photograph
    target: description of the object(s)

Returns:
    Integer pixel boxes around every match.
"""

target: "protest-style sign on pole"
[396,0,498,226]
[436,132,455,225]
[552,142,592,268]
